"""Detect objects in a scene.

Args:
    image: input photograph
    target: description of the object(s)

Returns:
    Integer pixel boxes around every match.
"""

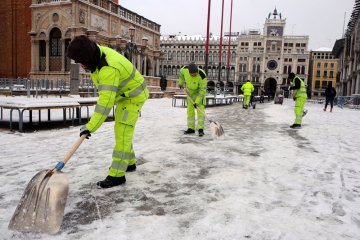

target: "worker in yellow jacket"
[64,35,149,188]
[241,80,254,109]
[288,72,307,129]
[178,63,207,137]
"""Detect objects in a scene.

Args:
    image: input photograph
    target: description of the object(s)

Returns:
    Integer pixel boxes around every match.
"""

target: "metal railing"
[336,95,360,109]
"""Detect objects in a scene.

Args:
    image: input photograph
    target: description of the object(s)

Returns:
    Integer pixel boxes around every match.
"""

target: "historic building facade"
[160,34,238,94]
[3,0,162,83]
[160,9,310,96]
[308,49,337,98]
[332,0,360,96]
[237,9,309,96]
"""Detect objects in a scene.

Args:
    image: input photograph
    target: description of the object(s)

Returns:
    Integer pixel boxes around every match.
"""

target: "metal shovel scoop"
[8,135,87,234]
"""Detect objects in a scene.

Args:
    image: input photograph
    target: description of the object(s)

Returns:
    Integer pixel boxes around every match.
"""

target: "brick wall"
[0,0,32,78]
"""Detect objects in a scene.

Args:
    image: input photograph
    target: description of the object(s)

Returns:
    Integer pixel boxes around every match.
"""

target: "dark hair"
[67,35,100,71]
[188,63,198,74]
[288,72,295,79]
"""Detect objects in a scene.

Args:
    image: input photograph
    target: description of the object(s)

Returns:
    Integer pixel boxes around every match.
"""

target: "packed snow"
[0,97,359,240]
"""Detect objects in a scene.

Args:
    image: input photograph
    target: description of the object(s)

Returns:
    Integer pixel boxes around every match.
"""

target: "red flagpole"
[226,0,233,85]
[217,0,225,85]
[205,0,211,76]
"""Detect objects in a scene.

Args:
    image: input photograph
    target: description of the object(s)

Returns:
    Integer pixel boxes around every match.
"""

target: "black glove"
[80,126,91,139]
[193,103,198,108]
[293,97,296,101]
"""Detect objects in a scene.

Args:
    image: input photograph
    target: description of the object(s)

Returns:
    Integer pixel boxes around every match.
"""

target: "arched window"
[49,28,62,71]
[181,51,185,62]
[199,51,204,61]
[177,51,181,61]
[213,52,218,62]
[231,51,236,62]
[301,66,305,74]
[195,51,199,61]
[190,51,195,61]
[39,40,46,71]
[208,51,213,62]
[297,66,301,74]
[186,51,190,62]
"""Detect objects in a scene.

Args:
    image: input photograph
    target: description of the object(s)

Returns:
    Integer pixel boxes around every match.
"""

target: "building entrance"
[264,78,277,98]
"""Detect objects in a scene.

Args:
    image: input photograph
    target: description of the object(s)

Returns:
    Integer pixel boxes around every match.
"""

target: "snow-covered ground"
[0,98,359,240]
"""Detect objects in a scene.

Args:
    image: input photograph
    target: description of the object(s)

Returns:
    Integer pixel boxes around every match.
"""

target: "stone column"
[347,79,352,96]
[143,56,147,76]
[45,40,50,72]
[137,55,141,70]
[351,76,355,95]
[156,58,160,76]
[31,39,39,72]
[61,39,66,71]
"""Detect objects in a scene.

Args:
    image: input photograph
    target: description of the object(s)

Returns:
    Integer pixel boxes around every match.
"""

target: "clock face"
[267,60,278,70]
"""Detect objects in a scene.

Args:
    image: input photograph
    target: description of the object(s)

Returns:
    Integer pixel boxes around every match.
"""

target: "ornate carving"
[52,13,59,22]
[79,9,85,24]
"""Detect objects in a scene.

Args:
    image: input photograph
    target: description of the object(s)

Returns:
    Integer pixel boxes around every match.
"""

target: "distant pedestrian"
[288,72,307,129]
[178,63,207,137]
[160,75,167,91]
[324,82,336,112]
[259,88,265,103]
[241,80,254,109]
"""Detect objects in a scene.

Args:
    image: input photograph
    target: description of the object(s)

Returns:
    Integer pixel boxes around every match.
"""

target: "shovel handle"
[62,134,87,165]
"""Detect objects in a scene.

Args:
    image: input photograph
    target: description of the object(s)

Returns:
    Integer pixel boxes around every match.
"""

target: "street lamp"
[140,37,148,75]
[127,27,136,62]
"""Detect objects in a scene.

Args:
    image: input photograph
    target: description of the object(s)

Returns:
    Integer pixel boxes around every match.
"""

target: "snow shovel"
[8,134,87,234]
[184,89,224,138]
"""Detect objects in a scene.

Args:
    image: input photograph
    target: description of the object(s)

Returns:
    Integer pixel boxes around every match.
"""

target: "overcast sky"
[121,0,355,50]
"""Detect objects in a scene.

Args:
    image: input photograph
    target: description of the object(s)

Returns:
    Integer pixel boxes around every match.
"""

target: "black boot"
[198,129,204,137]
[290,124,302,129]
[97,176,126,188]
[184,128,195,134]
[126,164,136,172]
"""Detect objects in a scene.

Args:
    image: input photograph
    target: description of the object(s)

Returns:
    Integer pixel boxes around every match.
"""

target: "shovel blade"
[210,121,225,138]
[8,169,69,234]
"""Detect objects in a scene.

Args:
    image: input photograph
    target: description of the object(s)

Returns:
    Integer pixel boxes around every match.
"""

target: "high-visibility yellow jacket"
[86,45,149,132]
[292,76,307,98]
[241,82,254,96]
[178,66,207,105]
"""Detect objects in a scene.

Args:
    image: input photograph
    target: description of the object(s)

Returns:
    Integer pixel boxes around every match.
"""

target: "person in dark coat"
[324,82,336,112]
[160,75,167,91]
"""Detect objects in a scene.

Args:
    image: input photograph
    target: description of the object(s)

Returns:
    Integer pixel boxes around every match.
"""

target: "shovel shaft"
[184,89,211,122]
[62,134,87,165]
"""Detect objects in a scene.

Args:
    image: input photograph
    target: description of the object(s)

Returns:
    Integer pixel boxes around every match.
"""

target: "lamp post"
[127,27,135,62]
[140,37,148,75]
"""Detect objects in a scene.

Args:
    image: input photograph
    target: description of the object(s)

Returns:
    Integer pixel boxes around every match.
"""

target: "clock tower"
[263,8,286,95]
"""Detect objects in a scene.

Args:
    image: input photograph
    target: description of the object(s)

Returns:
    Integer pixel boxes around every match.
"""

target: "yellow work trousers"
[109,101,144,177]
[294,97,306,124]
[187,97,205,130]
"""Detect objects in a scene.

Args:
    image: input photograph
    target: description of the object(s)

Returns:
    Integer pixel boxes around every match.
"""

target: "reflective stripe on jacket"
[178,66,207,105]
[293,76,307,98]
[86,45,149,132]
